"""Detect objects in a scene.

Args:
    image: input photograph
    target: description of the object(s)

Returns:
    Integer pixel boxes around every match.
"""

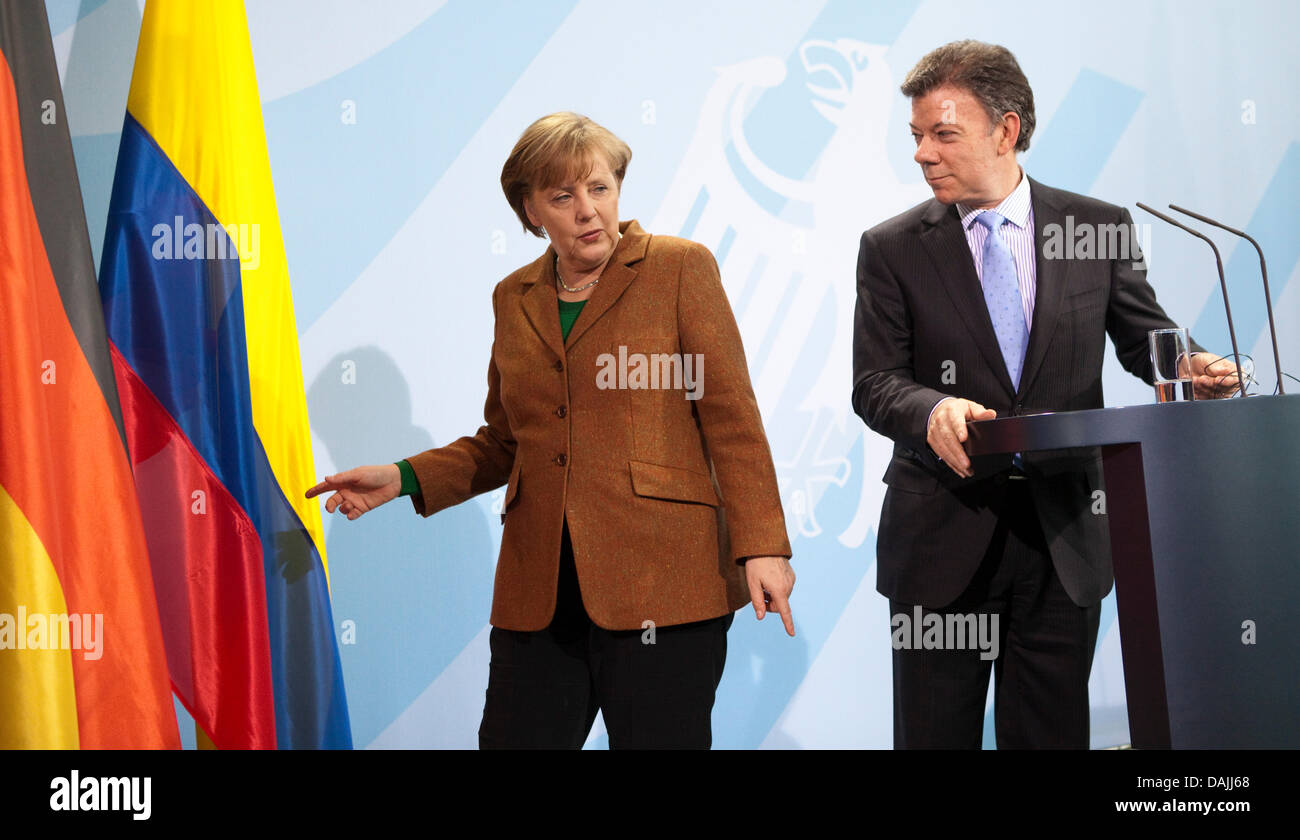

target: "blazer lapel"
[1016,178,1072,399]
[920,200,1017,399]
[518,220,650,358]
[561,220,648,351]
[520,253,566,363]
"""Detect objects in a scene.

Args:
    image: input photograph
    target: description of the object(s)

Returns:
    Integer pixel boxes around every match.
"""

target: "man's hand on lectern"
[928,397,997,478]
[1190,353,1243,400]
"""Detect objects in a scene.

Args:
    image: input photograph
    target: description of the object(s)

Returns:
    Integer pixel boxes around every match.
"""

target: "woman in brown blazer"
[307,112,793,749]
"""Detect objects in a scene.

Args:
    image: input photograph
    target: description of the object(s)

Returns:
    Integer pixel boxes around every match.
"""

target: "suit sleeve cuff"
[925,397,956,459]
[736,553,793,565]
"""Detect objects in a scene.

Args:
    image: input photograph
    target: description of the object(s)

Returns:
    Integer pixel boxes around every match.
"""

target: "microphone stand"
[1136,202,1247,398]
[1169,204,1284,395]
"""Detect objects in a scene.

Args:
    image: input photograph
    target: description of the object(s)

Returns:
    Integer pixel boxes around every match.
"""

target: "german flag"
[0,3,179,748]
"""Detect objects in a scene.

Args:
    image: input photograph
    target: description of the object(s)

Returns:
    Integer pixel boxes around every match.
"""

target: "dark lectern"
[966,395,1300,749]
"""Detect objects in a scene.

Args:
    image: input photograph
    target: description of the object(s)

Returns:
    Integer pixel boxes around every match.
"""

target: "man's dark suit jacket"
[852,177,1193,609]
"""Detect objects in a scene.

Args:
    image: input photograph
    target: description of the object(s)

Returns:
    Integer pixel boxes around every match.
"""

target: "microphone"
[1168,204,1284,395]
[1136,202,1246,398]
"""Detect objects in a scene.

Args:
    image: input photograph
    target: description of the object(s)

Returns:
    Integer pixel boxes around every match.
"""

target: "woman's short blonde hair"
[500,112,632,238]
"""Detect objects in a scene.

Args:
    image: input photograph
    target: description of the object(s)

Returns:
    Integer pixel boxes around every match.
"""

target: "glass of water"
[1149,328,1194,402]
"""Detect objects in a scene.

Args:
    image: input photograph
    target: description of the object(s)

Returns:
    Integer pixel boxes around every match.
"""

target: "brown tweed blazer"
[405,219,791,631]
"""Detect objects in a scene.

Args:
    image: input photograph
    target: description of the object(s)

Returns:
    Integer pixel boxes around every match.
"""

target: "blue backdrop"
[49,0,1299,748]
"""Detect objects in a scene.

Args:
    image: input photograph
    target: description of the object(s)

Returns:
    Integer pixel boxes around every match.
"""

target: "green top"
[396,458,419,496]
[396,296,588,498]
[557,297,587,342]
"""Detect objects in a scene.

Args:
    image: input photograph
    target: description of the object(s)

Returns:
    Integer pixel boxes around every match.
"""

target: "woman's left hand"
[744,556,796,636]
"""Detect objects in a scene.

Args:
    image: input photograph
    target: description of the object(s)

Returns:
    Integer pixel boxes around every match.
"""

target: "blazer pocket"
[882,456,939,495]
[628,459,720,507]
[622,333,679,351]
[1061,284,1108,313]
[619,335,687,393]
[499,459,521,525]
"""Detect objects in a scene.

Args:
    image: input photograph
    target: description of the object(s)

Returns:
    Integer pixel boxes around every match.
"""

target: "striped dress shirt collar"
[956,168,1033,232]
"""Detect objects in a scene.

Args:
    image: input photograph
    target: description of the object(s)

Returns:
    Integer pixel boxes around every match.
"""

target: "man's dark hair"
[900,40,1036,152]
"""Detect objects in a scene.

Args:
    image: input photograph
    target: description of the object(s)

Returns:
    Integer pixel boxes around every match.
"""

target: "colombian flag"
[99,2,351,748]
[0,3,178,748]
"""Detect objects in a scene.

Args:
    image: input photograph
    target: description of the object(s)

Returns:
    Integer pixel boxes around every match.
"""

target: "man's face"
[909,84,1016,207]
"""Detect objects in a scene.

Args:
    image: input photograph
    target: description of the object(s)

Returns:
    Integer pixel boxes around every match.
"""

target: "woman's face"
[524,153,621,275]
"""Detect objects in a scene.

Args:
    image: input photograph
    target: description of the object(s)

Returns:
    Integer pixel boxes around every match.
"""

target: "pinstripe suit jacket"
[405,220,791,631]
[852,178,1189,608]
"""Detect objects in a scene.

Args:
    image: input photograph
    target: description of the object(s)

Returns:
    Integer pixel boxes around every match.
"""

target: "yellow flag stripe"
[126,0,327,579]
[0,484,80,749]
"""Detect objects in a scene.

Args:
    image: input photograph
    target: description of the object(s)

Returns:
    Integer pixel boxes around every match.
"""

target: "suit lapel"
[520,252,567,362]
[920,200,1017,399]
[560,220,647,351]
[518,220,650,358]
[1016,178,1072,399]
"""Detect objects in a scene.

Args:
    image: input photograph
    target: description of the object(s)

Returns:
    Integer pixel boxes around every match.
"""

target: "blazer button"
[555,405,567,418]
[553,359,563,372]
[554,453,567,466]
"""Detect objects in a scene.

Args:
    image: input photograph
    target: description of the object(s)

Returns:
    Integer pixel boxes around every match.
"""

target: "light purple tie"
[975,211,1028,389]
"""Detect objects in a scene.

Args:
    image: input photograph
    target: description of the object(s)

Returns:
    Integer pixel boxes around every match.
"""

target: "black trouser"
[478,519,733,749]
[890,479,1101,749]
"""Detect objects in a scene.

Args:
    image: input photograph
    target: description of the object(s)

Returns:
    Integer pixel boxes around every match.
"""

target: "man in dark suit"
[851,40,1239,748]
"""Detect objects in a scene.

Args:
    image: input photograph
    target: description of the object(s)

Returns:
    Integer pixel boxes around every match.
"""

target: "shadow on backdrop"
[308,346,495,747]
